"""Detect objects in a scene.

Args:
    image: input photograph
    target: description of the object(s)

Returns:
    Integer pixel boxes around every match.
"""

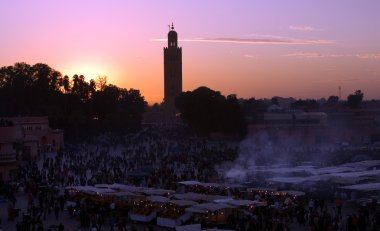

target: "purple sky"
[1,0,379,103]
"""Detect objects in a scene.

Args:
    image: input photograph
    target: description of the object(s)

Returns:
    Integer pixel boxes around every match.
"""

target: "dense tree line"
[175,86,247,136]
[291,99,320,112]
[0,63,146,138]
[174,86,371,137]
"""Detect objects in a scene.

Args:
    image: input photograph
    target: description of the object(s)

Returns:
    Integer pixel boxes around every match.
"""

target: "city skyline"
[1,0,380,104]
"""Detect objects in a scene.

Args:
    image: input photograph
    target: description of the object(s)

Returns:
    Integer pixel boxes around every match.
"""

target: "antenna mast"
[339,86,342,100]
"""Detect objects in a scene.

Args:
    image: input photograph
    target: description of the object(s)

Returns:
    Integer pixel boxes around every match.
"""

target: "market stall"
[157,200,198,228]
[186,203,236,225]
[129,199,157,222]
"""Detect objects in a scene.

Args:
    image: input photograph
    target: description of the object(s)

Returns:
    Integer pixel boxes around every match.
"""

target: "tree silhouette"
[90,84,146,133]
[62,75,71,93]
[347,90,363,108]
[321,95,341,111]
[291,99,319,112]
[327,95,339,104]
[241,98,268,124]
[96,75,108,91]
[71,74,92,102]
[32,63,62,91]
[175,86,247,136]
[0,63,147,138]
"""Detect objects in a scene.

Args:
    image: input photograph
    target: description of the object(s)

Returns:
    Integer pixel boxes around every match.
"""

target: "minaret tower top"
[168,23,178,48]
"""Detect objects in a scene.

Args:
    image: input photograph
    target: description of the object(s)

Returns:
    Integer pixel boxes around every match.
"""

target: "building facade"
[163,23,182,120]
[248,110,380,147]
[0,117,64,181]
[0,121,20,182]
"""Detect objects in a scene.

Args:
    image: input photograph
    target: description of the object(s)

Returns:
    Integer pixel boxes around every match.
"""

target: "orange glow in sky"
[1,1,380,104]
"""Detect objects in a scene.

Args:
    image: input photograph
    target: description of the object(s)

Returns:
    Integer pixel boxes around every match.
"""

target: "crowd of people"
[0,124,379,230]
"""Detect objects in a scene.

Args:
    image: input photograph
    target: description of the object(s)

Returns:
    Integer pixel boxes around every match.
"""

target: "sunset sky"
[1,0,379,103]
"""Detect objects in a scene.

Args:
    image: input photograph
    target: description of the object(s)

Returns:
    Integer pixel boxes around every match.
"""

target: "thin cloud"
[244,54,256,58]
[284,52,380,59]
[248,33,296,40]
[338,78,362,82]
[153,37,334,45]
[283,52,324,58]
[289,25,322,31]
[356,54,380,59]
[283,52,348,58]
[313,78,363,83]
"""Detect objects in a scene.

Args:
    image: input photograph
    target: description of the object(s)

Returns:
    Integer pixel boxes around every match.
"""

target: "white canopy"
[176,224,201,231]
[169,200,198,207]
[177,181,221,188]
[142,188,175,196]
[146,195,170,203]
[104,191,139,197]
[186,203,235,213]
[225,200,256,207]
[65,186,115,195]
[177,181,201,186]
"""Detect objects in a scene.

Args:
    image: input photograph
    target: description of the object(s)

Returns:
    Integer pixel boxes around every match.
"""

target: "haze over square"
[0,0,380,104]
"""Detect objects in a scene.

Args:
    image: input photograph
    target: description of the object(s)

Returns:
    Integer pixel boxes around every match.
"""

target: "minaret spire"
[163,24,182,121]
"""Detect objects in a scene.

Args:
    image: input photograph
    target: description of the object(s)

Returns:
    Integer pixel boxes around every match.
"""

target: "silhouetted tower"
[163,23,182,119]
[339,86,342,100]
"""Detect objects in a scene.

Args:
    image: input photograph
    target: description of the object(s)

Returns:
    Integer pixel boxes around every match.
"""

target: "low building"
[0,120,21,182]
[0,117,64,182]
[259,112,328,128]
[4,116,64,155]
[248,110,379,147]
